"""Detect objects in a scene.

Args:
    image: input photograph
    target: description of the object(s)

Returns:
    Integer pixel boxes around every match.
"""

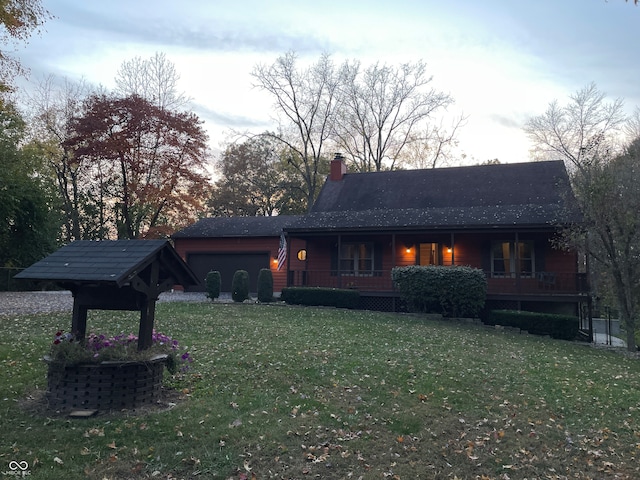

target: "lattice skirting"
[45,355,167,410]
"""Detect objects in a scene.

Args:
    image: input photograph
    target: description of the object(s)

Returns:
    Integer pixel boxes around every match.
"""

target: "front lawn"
[1,303,639,479]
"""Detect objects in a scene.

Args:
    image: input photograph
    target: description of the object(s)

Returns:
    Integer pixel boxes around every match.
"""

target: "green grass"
[1,303,639,479]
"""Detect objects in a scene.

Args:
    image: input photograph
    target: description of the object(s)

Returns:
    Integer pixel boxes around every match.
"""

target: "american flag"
[277,232,287,271]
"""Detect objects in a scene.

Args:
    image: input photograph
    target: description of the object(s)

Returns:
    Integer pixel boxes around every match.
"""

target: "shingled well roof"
[15,239,198,287]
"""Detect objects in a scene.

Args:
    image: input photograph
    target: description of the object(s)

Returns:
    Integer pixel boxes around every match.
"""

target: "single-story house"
[173,156,586,315]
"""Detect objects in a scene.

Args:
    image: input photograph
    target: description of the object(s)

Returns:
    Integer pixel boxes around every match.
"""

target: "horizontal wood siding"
[176,229,580,299]
[173,237,306,292]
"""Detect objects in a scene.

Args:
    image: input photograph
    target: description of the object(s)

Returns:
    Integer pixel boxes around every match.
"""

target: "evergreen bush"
[392,265,487,317]
[205,270,221,301]
[231,270,250,302]
[257,268,274,302]
[486,310,579,340]
[280,287,360,309]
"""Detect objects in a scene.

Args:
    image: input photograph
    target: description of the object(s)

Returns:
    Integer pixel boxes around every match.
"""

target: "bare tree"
[525,83,640,351]
[24,75,104,241]
[335,60,454,172]
[561,139,640,351]
[524,82,627,171]
[115,52,189,110]
[252,52,341,211]
[400,114,467,169]
[625,106,640,140]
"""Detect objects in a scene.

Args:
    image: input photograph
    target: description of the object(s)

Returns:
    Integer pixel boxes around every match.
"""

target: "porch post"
[391,234,396,267]
[450,232,455,265]
[337,234,342,289]
[286,232,291,287]
[515,231,520,280]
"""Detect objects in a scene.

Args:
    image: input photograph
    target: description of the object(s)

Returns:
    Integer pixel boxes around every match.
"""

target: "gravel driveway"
[0,290,209,316]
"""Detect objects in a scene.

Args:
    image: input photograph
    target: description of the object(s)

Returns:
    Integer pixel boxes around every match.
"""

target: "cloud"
[488,113,526,130]
[51,1,335,55]
[192,102,271,130]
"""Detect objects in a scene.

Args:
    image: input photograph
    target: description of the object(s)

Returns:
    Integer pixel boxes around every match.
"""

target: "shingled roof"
[287,160,580,233]
[15,239,198,287]
[172,215,302,238]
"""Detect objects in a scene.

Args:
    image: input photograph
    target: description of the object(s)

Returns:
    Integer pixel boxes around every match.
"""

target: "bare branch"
[115,52,190,110]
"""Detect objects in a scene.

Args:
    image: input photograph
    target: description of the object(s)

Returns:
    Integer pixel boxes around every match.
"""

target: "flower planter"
[44,354,167,410]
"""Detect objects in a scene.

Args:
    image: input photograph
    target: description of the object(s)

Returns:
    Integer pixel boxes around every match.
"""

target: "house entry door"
[419,243,439,266]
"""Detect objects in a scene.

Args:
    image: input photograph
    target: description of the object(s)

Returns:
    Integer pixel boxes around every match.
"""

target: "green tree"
[0,99,59,275]
[0,0,51,91]
[209,135,317,216]
[209,135,286,216]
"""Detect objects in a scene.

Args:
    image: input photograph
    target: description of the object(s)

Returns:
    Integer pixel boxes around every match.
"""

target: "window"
[491,241,534,277]
[340,243,374,275]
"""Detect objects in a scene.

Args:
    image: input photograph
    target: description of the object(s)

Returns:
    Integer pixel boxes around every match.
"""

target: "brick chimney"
[330,153,347,181]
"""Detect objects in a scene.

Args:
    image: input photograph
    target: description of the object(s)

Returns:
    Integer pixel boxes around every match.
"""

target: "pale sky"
[15,0,640,165]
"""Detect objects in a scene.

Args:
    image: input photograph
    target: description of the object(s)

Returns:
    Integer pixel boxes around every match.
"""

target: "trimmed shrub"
[231,270,250,302]
[257,268,274,303]
[205,270,221,301]
[486,310,579,340]
[391,265,487,317]
[280,287,360,309]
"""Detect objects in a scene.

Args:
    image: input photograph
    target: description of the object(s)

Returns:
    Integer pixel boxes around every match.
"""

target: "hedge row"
[486,310,579,340]
[280,287,360,309]
[391,265,487,317]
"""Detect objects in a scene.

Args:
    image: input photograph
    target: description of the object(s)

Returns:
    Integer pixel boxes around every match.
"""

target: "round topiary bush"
[205,270,221,301]
[231,269,250,302]
[257,268,274,302]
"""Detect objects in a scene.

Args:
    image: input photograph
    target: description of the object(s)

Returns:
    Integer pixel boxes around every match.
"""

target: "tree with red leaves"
[66,94,210,239]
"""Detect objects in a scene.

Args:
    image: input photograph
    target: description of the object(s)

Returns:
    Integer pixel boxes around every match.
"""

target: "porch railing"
[288,269,589,296]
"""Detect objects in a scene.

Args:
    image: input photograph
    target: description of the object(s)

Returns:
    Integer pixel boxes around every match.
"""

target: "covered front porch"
[287,268,588,297]
[283,229,588,312]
